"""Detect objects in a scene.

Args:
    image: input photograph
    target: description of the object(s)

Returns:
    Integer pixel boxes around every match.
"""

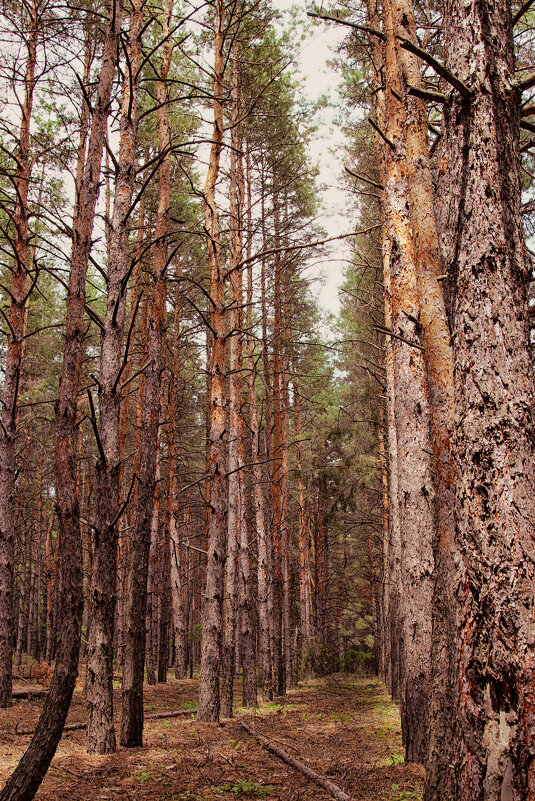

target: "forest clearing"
[1,673,423,801]
[1,0,535,798]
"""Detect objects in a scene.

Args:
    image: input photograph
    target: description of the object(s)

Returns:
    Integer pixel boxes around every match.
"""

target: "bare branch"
[307,10,385,40]
[397,37,471,97]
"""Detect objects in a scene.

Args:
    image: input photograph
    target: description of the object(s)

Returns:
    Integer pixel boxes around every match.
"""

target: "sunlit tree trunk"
[197,0,227,722]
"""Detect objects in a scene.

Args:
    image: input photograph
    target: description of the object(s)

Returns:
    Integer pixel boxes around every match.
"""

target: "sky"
[272,0,354,319]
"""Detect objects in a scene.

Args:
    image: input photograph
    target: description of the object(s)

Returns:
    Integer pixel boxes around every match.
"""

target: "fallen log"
[239,720,356,801]
[12,688,48,700]
[15,707,196,735]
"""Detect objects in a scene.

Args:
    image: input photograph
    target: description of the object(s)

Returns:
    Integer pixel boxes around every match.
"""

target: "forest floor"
[0,673,424,801]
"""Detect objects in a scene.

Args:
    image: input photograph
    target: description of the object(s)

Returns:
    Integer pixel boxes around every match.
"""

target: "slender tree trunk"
[44,518,58,665]
[0,4,121,797]
[281,214,292,688]
[233,100,255,710]
[0,0,39,708]
[220,51,243,719]
[85,0,143,754]
[158,444,171,681]
[294,379,313,675]
[145,454,161,687]
[245,158,272,702]
[167,287,187,679]
[259,182,276,697]
[116,195,146,669]
[271,191,285,697]
[120,0,172,747]
[197,0,227,723]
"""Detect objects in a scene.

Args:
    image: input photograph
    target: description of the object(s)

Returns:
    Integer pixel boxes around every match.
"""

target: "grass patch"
[383,785,422,800]
[131,768,151,782]
[214,779,271,796]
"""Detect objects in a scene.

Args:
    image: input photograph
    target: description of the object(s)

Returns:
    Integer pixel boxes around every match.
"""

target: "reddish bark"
[120,0,172,747]
[0,0,39,708]
[197,0,227,723]
[0,3,121,796]
[86,0,143,754]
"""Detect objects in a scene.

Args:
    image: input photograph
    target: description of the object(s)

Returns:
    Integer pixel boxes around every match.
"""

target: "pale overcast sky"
[272,0,354,320]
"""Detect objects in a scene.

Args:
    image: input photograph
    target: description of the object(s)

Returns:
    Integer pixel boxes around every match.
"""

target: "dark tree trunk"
[0,3,121,796]
[120,0,172,747]
[0,0,38,708]
[85,0,142,754]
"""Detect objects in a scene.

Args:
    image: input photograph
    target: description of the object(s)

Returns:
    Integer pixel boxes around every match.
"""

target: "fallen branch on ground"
[239,720,356,801]
[15,707,196,735]
[12,688,48,700]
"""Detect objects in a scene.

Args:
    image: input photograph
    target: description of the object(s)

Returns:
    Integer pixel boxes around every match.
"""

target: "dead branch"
[397,37,471,97]
[14,707,196,735]
[307,10,385,40]
[239,720,356,801]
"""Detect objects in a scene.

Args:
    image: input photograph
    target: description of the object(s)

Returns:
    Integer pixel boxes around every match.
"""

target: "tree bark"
[167,286,187,678]
[245,154,272,702]
[426,0,535,796]
[197,0,227,723]
[0,3,121,796]
[120,0,172,747]
[220,50,243,719]
[0,0,39,708]
[85,0,143,754]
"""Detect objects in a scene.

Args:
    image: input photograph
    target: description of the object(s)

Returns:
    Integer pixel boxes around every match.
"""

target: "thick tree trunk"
[382,0,458,775]
[85,0,143,754]
[383,0,435,760]
[425,0,535,796]
[197,0,227,723]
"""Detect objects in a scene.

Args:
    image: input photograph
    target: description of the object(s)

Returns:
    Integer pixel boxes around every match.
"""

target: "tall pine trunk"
[120,0,172,747]
[85,0,143,754]
[0,0,38,708]
[197,0,227,723]
[426,0,535,796]
[0,3,121,797]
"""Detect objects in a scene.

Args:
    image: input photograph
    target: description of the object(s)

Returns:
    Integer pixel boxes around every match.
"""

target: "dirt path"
[0,676,424,801]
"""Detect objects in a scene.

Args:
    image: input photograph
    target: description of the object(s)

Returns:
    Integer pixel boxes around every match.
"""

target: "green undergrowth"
[381,785,422,801]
